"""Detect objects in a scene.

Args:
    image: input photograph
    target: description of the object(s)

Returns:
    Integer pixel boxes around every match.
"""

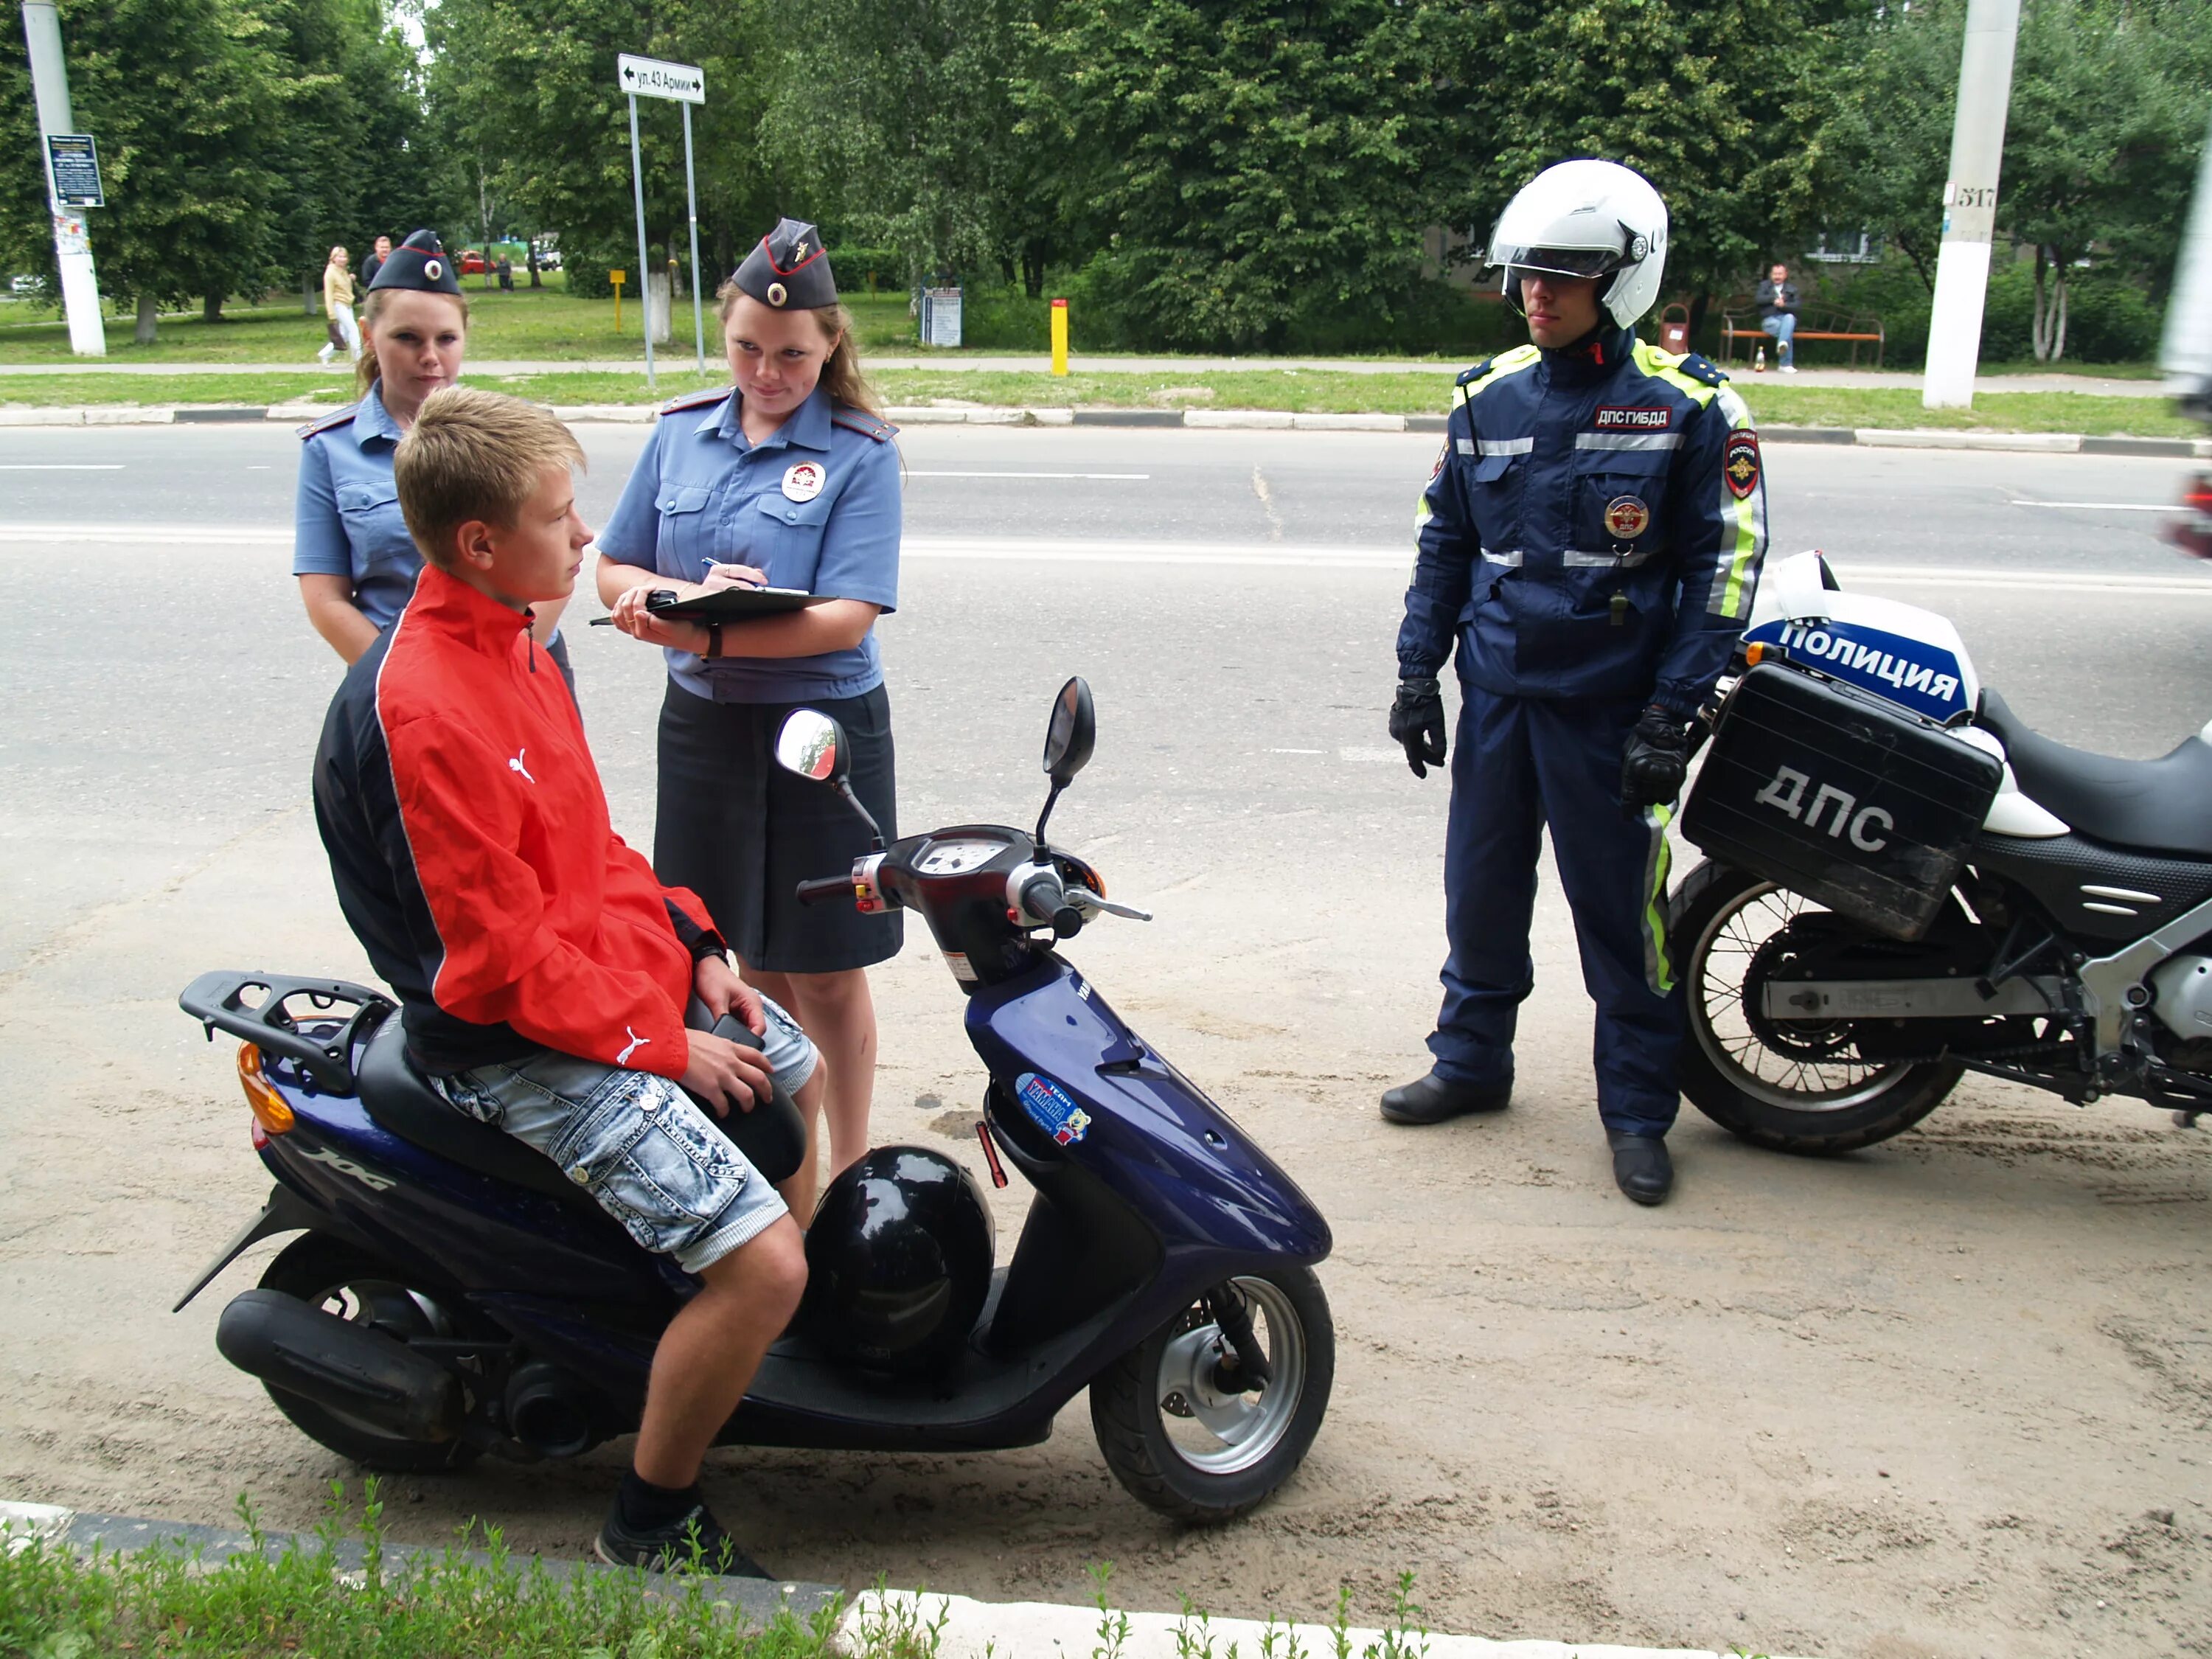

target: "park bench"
[1718,297,1885,367]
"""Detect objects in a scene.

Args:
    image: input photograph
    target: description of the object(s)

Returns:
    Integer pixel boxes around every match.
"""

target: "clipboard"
[588,586,832,625]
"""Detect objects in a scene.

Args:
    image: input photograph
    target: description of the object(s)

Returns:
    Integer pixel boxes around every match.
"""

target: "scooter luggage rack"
[179,970,393,1093]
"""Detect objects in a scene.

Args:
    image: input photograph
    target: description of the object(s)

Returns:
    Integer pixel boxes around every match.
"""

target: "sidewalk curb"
[1,1501,1816,1659]
[1,400,2206,456]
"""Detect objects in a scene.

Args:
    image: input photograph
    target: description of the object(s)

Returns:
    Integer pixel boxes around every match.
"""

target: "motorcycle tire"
[1089,1267,1332,1525]
[256,1233,481,1473]
[1671,859,1963,1155]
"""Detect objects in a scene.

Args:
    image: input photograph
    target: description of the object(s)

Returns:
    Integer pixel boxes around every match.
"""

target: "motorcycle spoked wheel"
[1670,860,1963,1155]
[1089,1267,1332,1523]
[256,1232,482,1472]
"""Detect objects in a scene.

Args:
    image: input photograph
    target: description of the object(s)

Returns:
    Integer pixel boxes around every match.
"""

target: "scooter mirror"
[775,709,849,785]
[1042,676,1096,787]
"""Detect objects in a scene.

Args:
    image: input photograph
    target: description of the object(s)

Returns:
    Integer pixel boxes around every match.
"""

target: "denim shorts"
[431,998,815,1273]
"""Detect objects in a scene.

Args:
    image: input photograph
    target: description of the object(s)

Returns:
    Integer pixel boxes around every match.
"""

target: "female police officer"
[598,219,900,1219]
[293,229,572,681]
[1382,161,1768,1208]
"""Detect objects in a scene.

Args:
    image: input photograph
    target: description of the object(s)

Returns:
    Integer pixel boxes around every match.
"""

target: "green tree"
[0,0,288,338]
[765,0,1058,293]
[1019,0,1450,350]
[1438,0,1864,333]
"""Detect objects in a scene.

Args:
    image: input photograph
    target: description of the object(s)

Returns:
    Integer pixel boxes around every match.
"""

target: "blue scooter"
[175,679,1335,1523]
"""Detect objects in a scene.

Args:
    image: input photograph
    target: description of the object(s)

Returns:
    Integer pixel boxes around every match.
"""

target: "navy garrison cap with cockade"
[732,218,836,310]
[369,229,463,295]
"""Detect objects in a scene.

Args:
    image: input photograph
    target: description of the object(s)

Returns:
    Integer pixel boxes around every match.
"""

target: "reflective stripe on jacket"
[1397,324,1767,717]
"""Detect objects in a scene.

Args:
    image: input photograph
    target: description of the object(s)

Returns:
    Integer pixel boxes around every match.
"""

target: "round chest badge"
[782,462,825,504]
[1604,495,1651,540]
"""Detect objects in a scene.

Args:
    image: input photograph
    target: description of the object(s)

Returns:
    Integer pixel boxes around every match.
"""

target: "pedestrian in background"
[597,218,902,1221]
[316,245,359,366]
[294,229,574,683]
[359,233,392,291]
[1383,160,1769,1207]
[1756,262,1800,373]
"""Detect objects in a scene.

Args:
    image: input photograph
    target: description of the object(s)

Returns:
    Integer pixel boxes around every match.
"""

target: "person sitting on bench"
[1756,262,1800,373]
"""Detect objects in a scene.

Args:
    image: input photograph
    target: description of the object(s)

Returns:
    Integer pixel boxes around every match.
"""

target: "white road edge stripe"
[2011,499,2174,511]
[7,524,2212,598]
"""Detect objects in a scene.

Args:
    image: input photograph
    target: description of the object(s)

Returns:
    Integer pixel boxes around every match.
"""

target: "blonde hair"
[357,287,471,399]
[393,386,584,570]
[716,282,879,417]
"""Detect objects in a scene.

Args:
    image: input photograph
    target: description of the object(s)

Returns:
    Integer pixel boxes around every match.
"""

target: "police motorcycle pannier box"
[1680,662,2002,941]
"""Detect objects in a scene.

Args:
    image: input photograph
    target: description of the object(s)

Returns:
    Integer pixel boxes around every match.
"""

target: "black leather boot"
[1607,1130,1674,1205]
[1379,1072,1512,1125]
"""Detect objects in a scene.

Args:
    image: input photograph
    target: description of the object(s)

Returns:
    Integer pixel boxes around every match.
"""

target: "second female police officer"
[293,229,573,684]
[597,219,901,1220]
[1382,161,1768,1207]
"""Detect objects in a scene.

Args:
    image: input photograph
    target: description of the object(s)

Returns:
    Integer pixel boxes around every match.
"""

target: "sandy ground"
[1,801,2205,1659]
[2,533,2208,1659]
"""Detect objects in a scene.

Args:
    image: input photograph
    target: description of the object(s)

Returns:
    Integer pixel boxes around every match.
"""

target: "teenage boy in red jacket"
[312,386,813,1573]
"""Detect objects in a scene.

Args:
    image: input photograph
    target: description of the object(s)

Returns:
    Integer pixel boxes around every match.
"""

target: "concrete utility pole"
[20,1,105,356]
[1921,0,2020,409]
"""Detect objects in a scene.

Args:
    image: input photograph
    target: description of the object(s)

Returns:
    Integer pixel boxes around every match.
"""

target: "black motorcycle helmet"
[801,1147,996,1374]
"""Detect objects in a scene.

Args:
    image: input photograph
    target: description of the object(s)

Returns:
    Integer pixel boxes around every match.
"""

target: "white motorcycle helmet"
[1487,159,1669,331]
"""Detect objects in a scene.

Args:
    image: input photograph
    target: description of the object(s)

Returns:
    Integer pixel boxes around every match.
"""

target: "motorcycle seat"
[353,1008,810,1198]
[1978,689,2212,859]
[355,1015,587,1203]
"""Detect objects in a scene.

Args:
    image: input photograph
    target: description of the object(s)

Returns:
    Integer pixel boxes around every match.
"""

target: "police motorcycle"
[173,678,1334,1526]
[1666,549,2212,1154]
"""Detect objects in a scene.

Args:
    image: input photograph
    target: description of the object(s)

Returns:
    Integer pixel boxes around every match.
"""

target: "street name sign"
[44,134,103,209]
[616,54,704,105]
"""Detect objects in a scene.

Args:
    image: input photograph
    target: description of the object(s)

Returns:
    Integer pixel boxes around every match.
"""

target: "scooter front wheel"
[1089,1267,1332,1523]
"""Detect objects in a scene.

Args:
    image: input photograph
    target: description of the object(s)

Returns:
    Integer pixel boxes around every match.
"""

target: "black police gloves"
[1620,705,1691,808]
[1388,677,1447,778]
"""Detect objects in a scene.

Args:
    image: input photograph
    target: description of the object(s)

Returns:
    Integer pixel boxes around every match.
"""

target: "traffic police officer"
[293,229,574,687]
[1382,160,1768,1206]
[597,218,902,1220]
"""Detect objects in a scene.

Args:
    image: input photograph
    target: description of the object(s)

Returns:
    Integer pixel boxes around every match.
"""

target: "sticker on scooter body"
[1016,1071,1091,1144]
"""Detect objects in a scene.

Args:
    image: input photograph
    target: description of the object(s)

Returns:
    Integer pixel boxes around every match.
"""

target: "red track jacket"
[313,565,723,1077]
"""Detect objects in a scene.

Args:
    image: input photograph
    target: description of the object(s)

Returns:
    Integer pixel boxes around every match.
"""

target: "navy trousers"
[1428,685,1684,1136]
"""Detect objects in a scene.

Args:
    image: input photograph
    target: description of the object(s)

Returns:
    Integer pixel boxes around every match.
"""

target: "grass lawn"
[0,283,930,365]
[1,361,2196,438]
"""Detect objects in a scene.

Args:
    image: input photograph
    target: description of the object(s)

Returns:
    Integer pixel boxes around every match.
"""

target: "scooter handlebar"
[795,875,855,906]
[1018,869,1085,940]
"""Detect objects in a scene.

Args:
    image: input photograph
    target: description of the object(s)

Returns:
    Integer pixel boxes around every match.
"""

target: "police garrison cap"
[368,229,463,295]
[732,218,836,309]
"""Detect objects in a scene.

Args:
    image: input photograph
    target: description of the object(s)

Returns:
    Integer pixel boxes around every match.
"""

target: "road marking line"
[0,464,124,470]
[7,526,2211,601]
[904,470,1150,480]
[2011,500,2173,511]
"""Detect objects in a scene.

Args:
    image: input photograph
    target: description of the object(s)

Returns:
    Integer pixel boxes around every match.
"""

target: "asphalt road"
[3,425,2209,1654]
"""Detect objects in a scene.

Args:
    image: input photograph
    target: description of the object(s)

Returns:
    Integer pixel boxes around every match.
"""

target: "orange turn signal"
[237,1043,295,1135]
[1745,641,1767,667]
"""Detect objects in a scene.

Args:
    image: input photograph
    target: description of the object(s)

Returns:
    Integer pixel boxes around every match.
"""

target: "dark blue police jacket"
[1397,324,1769,719]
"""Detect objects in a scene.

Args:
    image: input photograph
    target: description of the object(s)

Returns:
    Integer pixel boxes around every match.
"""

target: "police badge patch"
[1724,428,1761,500]
[1604,495,1651,539]
[1429,442,1448,481]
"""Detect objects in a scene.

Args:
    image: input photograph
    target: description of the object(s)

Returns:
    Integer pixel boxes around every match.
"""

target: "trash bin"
[1659,302,1691,356]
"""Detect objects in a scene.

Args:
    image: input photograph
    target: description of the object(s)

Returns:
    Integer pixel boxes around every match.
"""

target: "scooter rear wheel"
[257,1233,481,1473]
[1089,1267,1332,1523]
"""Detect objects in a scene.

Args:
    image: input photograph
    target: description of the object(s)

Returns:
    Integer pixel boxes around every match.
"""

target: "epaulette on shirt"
[296,403,361,440]
[1673,351,1728,388]
[659,386,730,417]
[1453,344,1540,407]
[1455,358,1493,388]
[830,408,897,442]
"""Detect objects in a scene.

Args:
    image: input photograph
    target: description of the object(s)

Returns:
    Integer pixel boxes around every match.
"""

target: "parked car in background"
[535,248,562,271]
[457,249,487,276]
[8,274,41,296]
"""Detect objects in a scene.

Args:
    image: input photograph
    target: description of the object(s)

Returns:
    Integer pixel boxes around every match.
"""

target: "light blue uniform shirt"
[291,383,420,632]
[596,385,901,703]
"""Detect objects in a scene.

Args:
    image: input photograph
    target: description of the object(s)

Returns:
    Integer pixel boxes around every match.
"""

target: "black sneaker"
[595,1498,768,1576]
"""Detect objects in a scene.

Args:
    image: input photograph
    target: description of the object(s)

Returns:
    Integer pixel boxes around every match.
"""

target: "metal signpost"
[616,52,709,386]
[20,2,104,356]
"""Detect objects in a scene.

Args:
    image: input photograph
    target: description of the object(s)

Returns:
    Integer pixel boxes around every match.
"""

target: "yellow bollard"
[1050,297,1069,376]
[611,268,627,333]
